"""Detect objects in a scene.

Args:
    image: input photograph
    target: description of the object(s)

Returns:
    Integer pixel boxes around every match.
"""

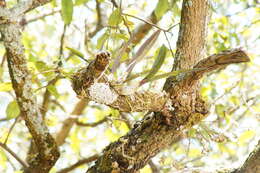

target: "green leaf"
[110,33,129,41]
[238,130,255,145]
[140,45,167,84]
[51,0,57,7]
[66,47,85,59]
[75,0,89,6]
[124,70,150,82]
[126,30,161,74]
[141,68,203,84]
[108,9,123,26]
[35,61,56,80]
[0,82,13,92]
[47,85,59,98]
[6,100,20,119]
[215,104,225,117]
[61,0,74,24]
[155,0,169,19]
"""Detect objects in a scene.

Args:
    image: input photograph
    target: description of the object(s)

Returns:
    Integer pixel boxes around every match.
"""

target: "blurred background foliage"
[0,0,259,172]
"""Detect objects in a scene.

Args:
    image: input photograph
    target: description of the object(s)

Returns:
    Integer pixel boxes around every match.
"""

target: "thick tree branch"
[231,140,260,173]
[72,52,168,112]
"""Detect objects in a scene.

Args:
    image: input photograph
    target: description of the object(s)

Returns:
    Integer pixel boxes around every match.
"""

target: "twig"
[76,117,108,127]
[122,13,168,32]
[112,0,132,36]
[4,117,19,144]
[0,142,28,168]
[88,0,104,38]
[1,52,6,67]
[226,5,257,17]
[58,24,67,67]
[25,9,61,25]
[167,22,180,32]
[213,81,240,103]
[163,31,175,58]
[110,0,118,8]
[0,118,9,122]
[57,154,99,173]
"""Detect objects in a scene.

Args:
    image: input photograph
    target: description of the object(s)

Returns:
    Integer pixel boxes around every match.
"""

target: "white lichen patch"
[165,99,175,111]
[89,82,118,104]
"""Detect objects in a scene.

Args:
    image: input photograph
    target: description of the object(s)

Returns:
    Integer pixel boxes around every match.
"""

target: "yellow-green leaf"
[66,47,85,59]
[0,82,13,92]
[35,61,56,80]
[141,67,207,84]
[215,104,225,117]
[0,149,7,169]
[188,148,201,158]
[238,130,255,145]
[140,45,167,84]
[61,0,73,24]
[108,9,123,26]
[6,100,20,119]
[47,85,59,98]
[155,0,169,19]
[105,128,120,142]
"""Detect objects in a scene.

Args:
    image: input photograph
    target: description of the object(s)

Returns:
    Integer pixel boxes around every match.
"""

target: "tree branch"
[0,142,28,168]
[57,154,99,173]
[0,1,59,172]
[25,9,60,25]
[88,0,103,38]
[231,140,260,173]
[24,0,52,13]
[71,52,168,113]
[76,117,108,127]
[55,99,89,146]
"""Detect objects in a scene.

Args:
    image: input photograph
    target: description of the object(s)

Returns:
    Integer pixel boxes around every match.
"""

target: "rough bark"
[0,0,59,172]
[231,140,260,173]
